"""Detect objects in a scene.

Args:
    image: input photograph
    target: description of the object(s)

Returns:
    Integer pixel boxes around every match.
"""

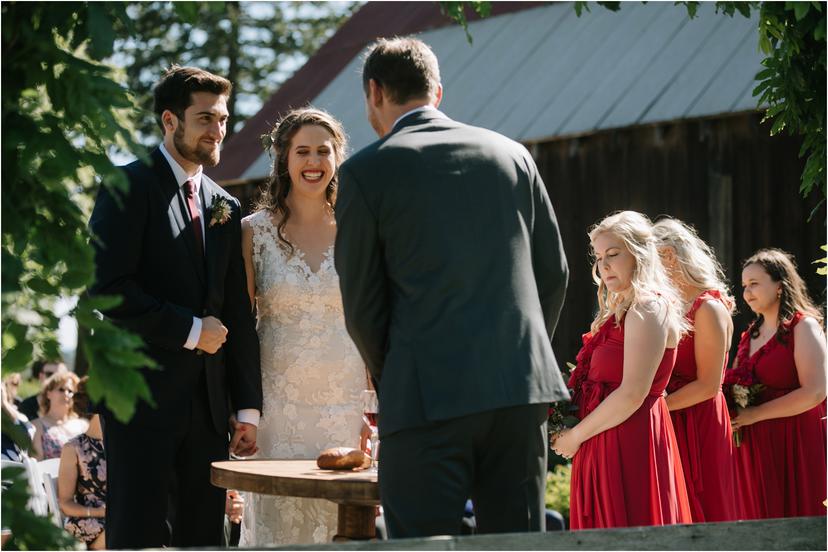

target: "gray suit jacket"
[335,109,569,437]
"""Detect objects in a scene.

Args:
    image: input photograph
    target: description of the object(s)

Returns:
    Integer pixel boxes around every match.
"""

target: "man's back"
[336,110,569,436]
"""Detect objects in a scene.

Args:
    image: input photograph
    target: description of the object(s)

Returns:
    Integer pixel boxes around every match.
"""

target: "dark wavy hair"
[742,248,823,341]
[255,108,347,254]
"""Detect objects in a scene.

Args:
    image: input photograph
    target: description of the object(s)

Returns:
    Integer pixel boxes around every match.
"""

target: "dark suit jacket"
[335,109,569,437]
[89,148,261,433]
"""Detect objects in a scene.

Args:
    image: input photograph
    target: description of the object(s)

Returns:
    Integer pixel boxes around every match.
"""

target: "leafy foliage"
[545,463,572,520]
[752,2,826,206]
[574,1,620,16]
[814,245,828,276]
[438,1,492,44]
[2,1,157,424]
[114,1,358,144]
[1,467,79,550]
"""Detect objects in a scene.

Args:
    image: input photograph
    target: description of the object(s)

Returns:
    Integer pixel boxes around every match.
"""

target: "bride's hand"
[359,422,372,454]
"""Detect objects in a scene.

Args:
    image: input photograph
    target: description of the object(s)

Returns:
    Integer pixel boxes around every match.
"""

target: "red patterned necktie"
[184,179,204,255]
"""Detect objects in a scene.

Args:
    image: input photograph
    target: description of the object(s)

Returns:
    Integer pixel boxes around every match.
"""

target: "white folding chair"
[17,456,49,517]
[37,458,63,528]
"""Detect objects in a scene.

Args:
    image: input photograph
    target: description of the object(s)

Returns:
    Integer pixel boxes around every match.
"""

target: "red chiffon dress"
[667,290,741,522]
[569,315,693,529]
[731,312,827,519]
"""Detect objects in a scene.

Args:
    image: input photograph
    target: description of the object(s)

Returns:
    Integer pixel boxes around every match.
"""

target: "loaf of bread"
[316,447,371,470]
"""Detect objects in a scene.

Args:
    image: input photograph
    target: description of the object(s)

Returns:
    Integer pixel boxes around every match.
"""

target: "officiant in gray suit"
[334,37,569,538]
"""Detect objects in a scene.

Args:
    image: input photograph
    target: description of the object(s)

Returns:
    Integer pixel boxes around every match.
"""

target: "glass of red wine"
[361,390,379,472]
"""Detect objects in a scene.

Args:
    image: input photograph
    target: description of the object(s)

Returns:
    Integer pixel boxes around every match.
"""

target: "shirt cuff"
[184,317,202,350]
[237,409,260,427]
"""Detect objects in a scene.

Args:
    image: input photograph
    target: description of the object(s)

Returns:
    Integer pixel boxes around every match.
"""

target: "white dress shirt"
[158,144,259,427]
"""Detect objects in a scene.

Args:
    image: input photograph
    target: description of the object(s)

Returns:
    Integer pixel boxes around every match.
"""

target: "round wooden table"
[211,459,379,541]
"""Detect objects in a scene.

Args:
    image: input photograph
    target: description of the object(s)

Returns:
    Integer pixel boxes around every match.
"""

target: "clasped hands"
[550,428,582,460]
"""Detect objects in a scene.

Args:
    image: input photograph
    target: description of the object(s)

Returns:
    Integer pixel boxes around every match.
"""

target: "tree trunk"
[224,1,241,141]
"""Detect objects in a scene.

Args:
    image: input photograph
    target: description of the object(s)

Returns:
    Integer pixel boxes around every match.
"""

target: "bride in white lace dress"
[238,108,367,546]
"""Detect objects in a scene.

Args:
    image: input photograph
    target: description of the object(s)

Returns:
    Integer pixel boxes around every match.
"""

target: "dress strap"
[686,289,723,321]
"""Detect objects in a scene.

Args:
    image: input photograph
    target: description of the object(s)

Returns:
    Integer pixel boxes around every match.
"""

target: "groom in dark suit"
[335,37,570,537]
[89,66,262,548]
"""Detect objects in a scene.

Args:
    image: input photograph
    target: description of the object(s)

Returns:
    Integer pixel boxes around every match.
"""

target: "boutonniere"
[209,196,232,227]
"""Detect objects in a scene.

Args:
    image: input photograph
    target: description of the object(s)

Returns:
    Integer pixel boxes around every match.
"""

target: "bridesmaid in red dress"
[552,211,692,529]
[654,218,741,522]
[730,248,826,519]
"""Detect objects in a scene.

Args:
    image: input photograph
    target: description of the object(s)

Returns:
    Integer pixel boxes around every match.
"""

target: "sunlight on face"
[741,263,781,315]
[287,124,337,201]
[592,232,636,293]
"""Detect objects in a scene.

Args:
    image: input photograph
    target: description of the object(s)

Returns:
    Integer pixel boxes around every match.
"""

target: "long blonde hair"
[588,211,688,338]
[653,217,735,313]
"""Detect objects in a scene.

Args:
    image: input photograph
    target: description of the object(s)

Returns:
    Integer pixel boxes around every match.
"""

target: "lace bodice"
[241,210,366,546]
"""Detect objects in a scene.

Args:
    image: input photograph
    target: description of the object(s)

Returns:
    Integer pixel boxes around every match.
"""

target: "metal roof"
[225,1,765,182]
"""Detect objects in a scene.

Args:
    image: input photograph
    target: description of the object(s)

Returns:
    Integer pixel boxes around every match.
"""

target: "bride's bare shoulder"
[243,209,281,229]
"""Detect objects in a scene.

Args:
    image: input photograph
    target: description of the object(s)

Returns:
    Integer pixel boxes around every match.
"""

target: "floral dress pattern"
[39,417,88,460]
[63,433,106,544]
[239,210,365,547]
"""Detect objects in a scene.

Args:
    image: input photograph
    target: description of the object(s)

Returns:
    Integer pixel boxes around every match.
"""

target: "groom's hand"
[230,419,258,457]
[197,316,228,354]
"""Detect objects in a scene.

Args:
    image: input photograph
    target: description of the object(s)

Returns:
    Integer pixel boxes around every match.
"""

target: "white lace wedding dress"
[239,210,366,547]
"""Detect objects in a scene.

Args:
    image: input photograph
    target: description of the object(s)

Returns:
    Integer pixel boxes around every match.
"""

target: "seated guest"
[19,360,67,421]
[32,371,87,460]
[58,378,106,550]
[3,373,24,411]
[1,381,35,462]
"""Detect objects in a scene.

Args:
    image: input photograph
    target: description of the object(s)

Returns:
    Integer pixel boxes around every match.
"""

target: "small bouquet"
[548,362,580,450]
[723,365,765,447]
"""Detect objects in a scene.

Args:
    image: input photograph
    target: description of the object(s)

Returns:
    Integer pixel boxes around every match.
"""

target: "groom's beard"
[174,123,221,167]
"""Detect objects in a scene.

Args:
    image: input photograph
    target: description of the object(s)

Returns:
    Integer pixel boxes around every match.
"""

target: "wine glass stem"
[370,431,379,469]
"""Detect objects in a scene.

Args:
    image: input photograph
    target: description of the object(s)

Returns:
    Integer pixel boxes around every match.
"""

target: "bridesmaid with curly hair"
[729,248,826,519]
[654,217,740,522]
[553,211,692,529]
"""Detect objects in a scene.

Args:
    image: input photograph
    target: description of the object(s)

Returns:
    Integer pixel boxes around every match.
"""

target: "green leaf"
[735,3,752,18]
[754,67,774,80]
[174,2,201,24]
[769,113,787,135]
[793,1,810,21]
[2,339,33,372]
[684,2,700,18]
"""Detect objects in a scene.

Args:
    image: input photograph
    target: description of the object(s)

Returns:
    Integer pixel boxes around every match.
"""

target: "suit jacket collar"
[389,107,450,136]
[151,148,207,285]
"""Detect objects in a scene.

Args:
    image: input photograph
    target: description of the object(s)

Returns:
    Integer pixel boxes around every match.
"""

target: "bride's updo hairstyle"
[653,217,735,313]
[588,210,688,338]
[257,107,348,254]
